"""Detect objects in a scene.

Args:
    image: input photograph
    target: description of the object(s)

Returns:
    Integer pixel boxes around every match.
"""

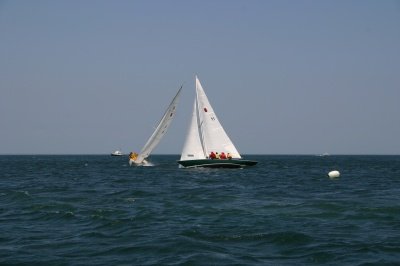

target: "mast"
[195,76,208,159]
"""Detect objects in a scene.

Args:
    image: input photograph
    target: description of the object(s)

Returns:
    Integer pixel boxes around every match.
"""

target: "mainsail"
[133,86,182,164]
[180,76,241,162]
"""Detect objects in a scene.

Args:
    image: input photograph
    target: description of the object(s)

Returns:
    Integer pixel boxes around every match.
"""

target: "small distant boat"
[111,150,123,156]
[177,76,257,168]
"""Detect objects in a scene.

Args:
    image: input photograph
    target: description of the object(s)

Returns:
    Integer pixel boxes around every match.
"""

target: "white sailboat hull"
[129,158,149,166]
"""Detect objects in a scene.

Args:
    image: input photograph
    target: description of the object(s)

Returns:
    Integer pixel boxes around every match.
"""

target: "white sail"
[195,77,241,158]
[180,99,207,161]
[180,76,241,161]
[135,86,182,164]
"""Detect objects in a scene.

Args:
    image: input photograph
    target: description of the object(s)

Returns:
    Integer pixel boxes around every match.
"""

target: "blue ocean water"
[0,155,399,265]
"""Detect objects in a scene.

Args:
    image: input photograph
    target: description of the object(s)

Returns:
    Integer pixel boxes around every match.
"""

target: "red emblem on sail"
[204,108,208,112]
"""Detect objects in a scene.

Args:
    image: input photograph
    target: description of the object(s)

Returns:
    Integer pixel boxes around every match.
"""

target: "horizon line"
[1,153,399,156]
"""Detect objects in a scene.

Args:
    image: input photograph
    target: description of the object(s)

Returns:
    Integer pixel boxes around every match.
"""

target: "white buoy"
[328,170,340,178]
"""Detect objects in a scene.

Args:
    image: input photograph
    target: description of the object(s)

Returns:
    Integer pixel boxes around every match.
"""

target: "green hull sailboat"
[178,76,257,169]
[178,159,257,168]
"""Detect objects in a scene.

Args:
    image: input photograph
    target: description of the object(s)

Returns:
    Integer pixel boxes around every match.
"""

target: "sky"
[1,0,399,155]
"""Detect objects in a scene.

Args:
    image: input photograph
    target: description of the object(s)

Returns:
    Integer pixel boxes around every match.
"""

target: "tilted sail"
[180,76,241,161]
[136,86,182,163]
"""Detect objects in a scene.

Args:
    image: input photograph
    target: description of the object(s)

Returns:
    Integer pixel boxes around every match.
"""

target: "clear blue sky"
[1,0,399,155]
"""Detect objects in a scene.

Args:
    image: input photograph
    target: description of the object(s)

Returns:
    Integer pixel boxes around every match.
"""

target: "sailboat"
[178,76,257,168]
[111,150,123,156]
[129,86,182,166]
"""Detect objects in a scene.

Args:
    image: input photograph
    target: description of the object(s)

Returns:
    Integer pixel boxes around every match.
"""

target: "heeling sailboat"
[129,86,182,166]
[178,76,257,168]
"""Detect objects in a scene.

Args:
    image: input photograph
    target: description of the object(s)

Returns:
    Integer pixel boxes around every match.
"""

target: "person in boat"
[220,152,227,159]
[215,152,220,159]
[227,153,232,160]
[129,152,138,161]
[209,151,216,159]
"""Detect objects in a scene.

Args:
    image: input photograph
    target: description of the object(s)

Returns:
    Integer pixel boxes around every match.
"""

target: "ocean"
[0,155,399,265]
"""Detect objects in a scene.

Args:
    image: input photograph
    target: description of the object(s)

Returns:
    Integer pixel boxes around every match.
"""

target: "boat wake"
[142,161,155,167]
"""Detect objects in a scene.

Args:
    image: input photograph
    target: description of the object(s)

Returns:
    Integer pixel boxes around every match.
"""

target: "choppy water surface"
[0,155,399,265]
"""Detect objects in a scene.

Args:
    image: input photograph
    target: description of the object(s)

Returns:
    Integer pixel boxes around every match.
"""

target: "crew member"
[209,151,216,159]
[220,152,227,159]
